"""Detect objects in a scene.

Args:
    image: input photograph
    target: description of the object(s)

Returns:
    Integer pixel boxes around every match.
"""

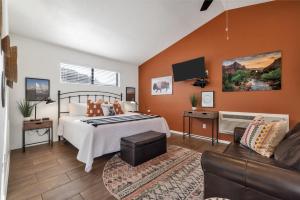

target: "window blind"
[60,63,120,87]
[94,68,119,86]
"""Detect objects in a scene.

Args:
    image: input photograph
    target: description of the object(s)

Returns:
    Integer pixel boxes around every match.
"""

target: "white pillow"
[69,103,87,116]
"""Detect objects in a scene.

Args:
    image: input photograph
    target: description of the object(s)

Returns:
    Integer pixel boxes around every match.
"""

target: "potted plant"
[17,99,34,121]
[190,94,198,111]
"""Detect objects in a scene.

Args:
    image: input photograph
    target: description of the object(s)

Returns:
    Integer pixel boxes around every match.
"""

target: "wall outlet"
[202,123,207,129]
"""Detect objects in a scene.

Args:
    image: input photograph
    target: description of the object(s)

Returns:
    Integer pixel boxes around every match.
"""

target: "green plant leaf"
[190,94,198,107]
[17,99,34,118]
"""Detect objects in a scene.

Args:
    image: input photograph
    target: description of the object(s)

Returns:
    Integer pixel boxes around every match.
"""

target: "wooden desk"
[22,120,53,152]
[183,111,219,145]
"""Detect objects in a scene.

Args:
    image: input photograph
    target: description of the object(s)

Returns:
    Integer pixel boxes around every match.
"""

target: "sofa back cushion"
[240,116,288,157]
[283,122,300,139]
[274,123,300,171]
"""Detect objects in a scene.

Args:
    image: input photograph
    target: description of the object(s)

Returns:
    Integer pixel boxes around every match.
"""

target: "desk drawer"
[23,121,52,130]
[184,111,218,119]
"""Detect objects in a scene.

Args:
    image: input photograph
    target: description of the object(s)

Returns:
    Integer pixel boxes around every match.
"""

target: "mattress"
[57,112,170,172]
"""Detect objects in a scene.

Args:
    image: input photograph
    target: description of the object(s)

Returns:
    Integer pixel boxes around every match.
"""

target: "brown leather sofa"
[201,123,300,200]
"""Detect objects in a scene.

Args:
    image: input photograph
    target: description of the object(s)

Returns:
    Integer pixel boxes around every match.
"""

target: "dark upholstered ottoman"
[120,131,167,166]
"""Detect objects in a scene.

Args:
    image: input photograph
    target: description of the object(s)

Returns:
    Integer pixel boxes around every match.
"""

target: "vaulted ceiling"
[9,0,270,65]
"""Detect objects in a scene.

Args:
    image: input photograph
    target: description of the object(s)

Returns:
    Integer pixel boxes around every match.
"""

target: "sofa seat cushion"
[274,128,300,171]
[224,143,289,169]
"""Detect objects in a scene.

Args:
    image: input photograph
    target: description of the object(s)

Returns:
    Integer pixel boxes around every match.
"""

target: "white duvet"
[57,112,170,172]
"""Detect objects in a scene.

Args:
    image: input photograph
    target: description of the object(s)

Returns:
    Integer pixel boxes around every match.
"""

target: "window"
[60,63,120,87]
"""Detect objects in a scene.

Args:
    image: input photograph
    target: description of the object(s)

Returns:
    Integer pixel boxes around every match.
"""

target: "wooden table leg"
[22,130,25,152]
[51,125,53,147]
[212,119,214,145]
[48,128,50,145]
[183,116,185,139]
[216,118,219,143]
[188,117,191,137]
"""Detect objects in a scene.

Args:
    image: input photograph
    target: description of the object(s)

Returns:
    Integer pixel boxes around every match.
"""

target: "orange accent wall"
[139,1,300,141]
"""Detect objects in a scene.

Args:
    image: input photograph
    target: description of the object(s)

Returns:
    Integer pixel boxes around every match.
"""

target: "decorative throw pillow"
[86,100,104,117]
[108,105,116,116]
[113,101,124,115]
[101,103,116,116]
[240,116,288,157]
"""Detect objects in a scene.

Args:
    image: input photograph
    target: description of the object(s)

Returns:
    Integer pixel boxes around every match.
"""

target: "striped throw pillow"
[240,116,288,157]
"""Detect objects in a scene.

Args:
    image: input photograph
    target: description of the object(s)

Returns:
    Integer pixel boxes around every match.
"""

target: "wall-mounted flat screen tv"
[25,77,50,101]
[172,57,205,82]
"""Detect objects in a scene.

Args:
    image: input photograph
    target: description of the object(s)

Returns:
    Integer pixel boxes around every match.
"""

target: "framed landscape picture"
[222,51,282,92]
[151,76,172,96]
[25,78,50,101]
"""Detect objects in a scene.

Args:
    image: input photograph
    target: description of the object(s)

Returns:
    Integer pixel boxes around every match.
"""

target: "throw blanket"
[82,114,161,127]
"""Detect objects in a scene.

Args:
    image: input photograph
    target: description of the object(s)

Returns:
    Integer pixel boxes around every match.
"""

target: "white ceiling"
[8,0,270,65]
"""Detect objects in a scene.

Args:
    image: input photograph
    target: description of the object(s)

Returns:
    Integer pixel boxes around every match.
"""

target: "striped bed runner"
[81,114,161,127]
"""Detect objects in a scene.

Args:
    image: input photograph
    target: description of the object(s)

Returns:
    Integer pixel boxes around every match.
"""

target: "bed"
[57,90,170,172]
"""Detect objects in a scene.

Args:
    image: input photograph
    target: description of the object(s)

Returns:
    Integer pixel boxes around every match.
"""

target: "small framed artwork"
[151,76,173,96]
[25,78,50,101]
[126,87,135,101]
[201,91,214,108]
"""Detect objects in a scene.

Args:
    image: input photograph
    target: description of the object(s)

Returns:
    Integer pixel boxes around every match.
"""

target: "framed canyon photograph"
[222,51,282,92]
[126,87,136,101]
[25,77,50,101]
[151,76,173,96]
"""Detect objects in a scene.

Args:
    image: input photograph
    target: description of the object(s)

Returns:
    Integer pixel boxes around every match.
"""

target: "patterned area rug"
[102,145,204,200]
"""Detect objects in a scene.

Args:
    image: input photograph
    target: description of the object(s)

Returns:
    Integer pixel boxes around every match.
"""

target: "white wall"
[0,0,10,199]
[9,34,138,150]
[0,51,10,200]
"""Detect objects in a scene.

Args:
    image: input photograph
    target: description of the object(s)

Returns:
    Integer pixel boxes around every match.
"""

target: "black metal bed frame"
[57,90,122,120]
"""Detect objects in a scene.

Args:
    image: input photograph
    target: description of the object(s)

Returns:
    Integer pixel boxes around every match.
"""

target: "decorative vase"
[192,107,197,111]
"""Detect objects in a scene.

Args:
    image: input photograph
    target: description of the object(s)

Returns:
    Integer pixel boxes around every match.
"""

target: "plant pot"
[192,107,197,111]
[24,117,31,121]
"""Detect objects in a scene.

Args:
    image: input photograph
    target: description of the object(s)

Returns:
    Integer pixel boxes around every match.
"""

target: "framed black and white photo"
[25,77,50,101]
[201,91,214,108]
[151,76,173,96]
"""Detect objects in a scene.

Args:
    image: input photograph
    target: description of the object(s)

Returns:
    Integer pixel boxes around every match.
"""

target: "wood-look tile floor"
[7,134,227,200]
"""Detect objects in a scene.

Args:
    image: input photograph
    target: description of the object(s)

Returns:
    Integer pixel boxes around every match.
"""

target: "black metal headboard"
[58,90,122,120]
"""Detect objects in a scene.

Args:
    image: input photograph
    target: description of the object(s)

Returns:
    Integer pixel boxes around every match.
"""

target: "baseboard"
[170,130,231,144]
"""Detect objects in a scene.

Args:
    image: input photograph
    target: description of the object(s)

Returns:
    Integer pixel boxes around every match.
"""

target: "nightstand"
[22,119,53,152]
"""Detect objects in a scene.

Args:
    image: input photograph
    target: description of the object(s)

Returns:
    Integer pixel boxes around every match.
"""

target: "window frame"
[60,63,120,87]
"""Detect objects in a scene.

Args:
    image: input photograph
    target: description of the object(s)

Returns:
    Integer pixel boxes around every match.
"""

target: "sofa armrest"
[233,127,246,143]
[201,151,246,185]
[201,151,300,200]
